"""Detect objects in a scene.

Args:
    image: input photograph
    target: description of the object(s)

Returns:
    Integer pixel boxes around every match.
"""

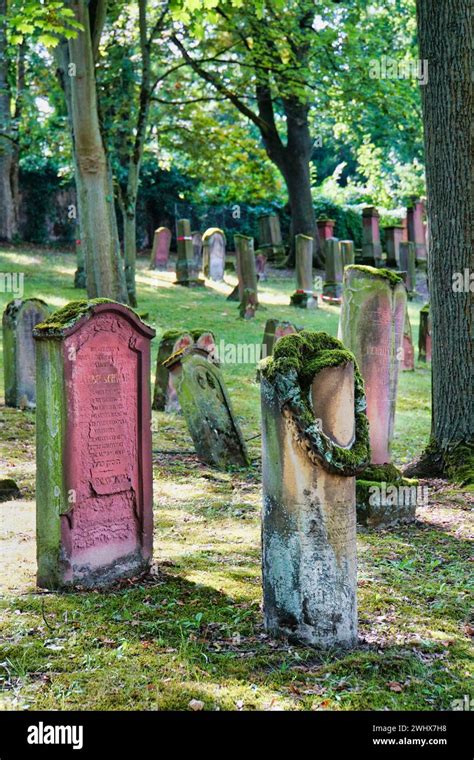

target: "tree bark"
[0,0,18,241]
[67,0,127,301]
[409,0,473,477]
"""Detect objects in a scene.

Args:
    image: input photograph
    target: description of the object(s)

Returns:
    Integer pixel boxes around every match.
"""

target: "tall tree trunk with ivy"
[407,0,473,480]
[66,0,127,301]
[0,0,18,241]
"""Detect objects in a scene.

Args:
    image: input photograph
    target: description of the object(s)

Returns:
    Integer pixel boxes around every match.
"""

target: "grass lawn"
[0,246,472,711]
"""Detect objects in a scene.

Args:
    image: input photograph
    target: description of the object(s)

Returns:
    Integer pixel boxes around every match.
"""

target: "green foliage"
[8,0,82,47]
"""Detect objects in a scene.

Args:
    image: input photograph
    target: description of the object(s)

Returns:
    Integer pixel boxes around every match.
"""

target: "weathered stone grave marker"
[175,219,204,286]
[164,346,249,468]
[407,198,427,262]
[290,234,318,308]
[259,331,369,647]
[234,234,258,317]
[150,226,171,271]
[202,228,226,282]
[317,218,336,253]
[362,206,382,264]
[3,298,50,408]
[384,225,404,268]
[398,241,417,296]
[261,319,299,360]
[33,299,155,589]
[402,306,415,371]
[258,213,286,264]
[322,237,343,302]
[340,240,355,270]
[191,231,203,269]
[152,329,216,412]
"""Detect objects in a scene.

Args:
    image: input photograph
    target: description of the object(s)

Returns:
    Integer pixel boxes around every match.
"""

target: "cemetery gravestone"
[322,238,343,301]
[235,234,258,317]
[419,304,432,362]
[33,299,155,589]
[191,231,203,270]
[255,251,268,281]
[362,207,382,264]
[290,234,318,308]
[402,306,415,371]
[399,241,417,296]
[259,331,370,647]
[261,319,298,359]
[339,266,406,465]
[3,298,50,408]
[175,219,204,286]
[340,240,355,270]
[202,228,225,282]
[258,214,286,264]
[384,225,404,268]
[150,227,172,271]
[317,218,336,251]
[407,199,427,262]
[152,329,216,412]
[164,346,249,468]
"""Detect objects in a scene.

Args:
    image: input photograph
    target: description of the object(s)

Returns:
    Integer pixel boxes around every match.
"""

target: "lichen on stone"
[202,227,225,241]
[346,264,403,288]
[259,330,370,476]
[33,298,146,336]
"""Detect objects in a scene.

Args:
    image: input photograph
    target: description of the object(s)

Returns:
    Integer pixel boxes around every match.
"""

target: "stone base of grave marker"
[164,346,249,469]
[3,298,50,408]
[259,331,370,647]
[356,465,418,528]
[339,266,406,465]
[152,329,216,412]
[33,300,155,589]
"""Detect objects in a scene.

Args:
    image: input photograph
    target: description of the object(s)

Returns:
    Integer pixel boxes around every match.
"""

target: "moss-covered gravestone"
[339,266,406,465]
[152,329,216,412]
[261,319,299,360]
[164,346,249,469]
[402,306,415,371]
[419,304,432,362]
[259,331,369,647]
[398,241,417,296]
[3,298,50,408]
[202,228,225,282]
[33,300,155,589]
[340,240,355,269]
[150,226,171,271]
[322,238,343,302]
[175,219,204,286]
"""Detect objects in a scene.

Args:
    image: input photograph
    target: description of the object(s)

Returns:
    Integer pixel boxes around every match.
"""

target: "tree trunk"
[408,0,473,479]
[121,162,139,307]
[282,154,320,267]
[67,0,127,302]
[0,0,17,241]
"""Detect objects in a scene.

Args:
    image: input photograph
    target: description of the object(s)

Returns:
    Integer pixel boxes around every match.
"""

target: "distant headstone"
[255,251,268,281]
[339,266,406,464]
[152,329,216,412]
[407,198,427,262]
[3,298,50,408]
[362,207,382,264]
[150,227,172,271]
[419,304,432,363]
[384,225,404,268]
[261,319,298,359]
[191,231,203,269]
[175,219,204,286]
[290,234,318,308]
[202,228,225,282]
[316,218,336,250]
[259,331,370,647]
[33,300,155,589]
[164,346,249,469]
[258,214,286,263]
[340,240,355,269]
[398,241,417,296]
[322,238,343,302]
[402,306,415,371]
[235,234,258,317]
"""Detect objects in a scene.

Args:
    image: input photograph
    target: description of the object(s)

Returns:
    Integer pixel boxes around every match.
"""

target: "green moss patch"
[346,264,403,288]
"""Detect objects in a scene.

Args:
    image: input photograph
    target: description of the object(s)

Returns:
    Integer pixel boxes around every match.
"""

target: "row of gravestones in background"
[2,263,432,648]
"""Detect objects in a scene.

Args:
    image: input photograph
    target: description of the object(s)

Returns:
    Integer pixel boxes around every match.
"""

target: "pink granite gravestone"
[317,218,336,245]
[150,226,172,270]
[384,225,404,268]
[152,329,216,412]
[407,199,427,262]
[261,319,299,359]
[33,300,155,589]
[362,207,382,263]
[339,267,406,464]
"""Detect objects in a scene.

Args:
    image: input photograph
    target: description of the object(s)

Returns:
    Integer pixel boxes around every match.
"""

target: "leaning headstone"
[164,346,249,468]
[202,228,225,282]
[290,234,318,308]
[191,231,203,270]
[398,241,417,296]
[419,304,432,363]
[33,299,155,589]
[175,219,204,286]
[152,329,216,412]
[322,238,343,302]
[235,234,258,316]
[259,331,370,647]
[3,298,50,408]
[150,226,172,271]
[340,240,355,269]
[384,225,404,268]
[362,207,382,264]
[402,306,415,371]
[407,198,427,263]
[261,319,298,359]
[339,266,406,464]
[258,214,286,264]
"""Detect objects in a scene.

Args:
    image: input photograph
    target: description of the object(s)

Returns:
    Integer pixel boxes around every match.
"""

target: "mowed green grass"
[0,246,471,712]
